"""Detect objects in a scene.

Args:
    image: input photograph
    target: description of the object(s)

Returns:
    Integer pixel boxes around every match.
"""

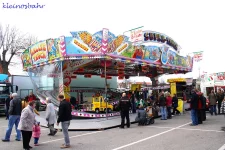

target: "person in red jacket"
[197,91,204,124]
[166,92,173,119]
[28,92,37,102]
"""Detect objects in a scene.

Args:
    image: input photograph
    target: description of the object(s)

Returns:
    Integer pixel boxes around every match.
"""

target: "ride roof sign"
[143,30,179,51]
[130,29,143,43]
[123,26,144,43]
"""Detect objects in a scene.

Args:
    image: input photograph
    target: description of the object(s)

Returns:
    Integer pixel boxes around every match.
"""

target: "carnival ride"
[21,29,193,118]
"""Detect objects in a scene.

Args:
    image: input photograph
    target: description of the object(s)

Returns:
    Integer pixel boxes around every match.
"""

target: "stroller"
[146,106,155,125]
[135,105,155,125]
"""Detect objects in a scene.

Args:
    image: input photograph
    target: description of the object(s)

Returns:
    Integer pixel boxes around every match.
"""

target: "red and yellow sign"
[30,41,48,65]
[74,39,89,52]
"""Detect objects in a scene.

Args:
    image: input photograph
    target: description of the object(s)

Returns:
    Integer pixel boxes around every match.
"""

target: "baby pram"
[146,106,155,125]
[135,106,155,125]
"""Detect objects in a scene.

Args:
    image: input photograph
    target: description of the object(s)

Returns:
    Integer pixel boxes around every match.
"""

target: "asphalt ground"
[0,112,224,150]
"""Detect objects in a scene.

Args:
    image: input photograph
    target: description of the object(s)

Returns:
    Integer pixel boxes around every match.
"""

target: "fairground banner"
[21,29,193,72]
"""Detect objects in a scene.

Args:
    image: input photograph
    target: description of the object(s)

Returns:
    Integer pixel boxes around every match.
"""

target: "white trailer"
[9,75,35,99]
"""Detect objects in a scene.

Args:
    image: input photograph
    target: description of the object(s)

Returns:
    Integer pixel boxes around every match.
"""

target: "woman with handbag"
[18,101,36,150]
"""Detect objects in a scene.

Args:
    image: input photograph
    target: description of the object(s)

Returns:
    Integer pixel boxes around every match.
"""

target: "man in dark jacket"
[190,90,199,126]
[197,91,204,124]
[57,95,72,149]
[216,89,224,114]
[70,96,76,109]
[135,88,139,101]
[159,92,167,120]
[172,94,180,115]
[131,91,136,113]
[201,94,207,121]
[5,93,13,120]
[2,93,22,142]
[119,93,132,128]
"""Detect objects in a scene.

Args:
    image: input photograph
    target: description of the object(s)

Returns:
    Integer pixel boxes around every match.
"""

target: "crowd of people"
[118,87,225,128]
[118,90,182,127]
[2,93,72,150]
[2,88,225,149]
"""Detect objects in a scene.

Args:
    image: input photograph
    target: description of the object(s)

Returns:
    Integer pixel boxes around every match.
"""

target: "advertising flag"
[193,51,203,62]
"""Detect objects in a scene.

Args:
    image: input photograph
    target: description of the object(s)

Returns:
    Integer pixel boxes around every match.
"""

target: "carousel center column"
[59,61,71,102]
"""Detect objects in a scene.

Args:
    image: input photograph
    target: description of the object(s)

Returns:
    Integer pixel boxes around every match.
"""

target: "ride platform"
[35,111,137,131]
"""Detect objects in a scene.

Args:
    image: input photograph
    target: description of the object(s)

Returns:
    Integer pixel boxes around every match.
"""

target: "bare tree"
[0,24,37,74]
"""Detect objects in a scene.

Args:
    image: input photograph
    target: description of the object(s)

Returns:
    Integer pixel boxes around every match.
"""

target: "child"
[32,122,41,146]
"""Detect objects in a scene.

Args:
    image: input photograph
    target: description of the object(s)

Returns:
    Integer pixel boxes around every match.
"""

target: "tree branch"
[0,23,37,72]
[7,52,15,65]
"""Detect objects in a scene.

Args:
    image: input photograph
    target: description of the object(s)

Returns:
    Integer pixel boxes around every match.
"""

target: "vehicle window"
[0,86,10,94]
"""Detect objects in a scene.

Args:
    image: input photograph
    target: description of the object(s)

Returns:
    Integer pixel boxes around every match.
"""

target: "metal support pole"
[105,58,108,120]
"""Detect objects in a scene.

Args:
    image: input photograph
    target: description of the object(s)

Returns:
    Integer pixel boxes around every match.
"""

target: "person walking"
[172,94,180,115]
[18,101,36,150]
[202,94,207,121]
[70,96,76,109]
[216,89,224,114]
[159,92,167,120]
[119,93,132,128]
[208,90,217,115]
[135,88,140,101]
[57,95,72,149]
[5,93,13,120]
[166,92,172,119]
[131,91,136,113]
[190,90,199,126]
[46,98,57,136]
[197,91,204,124]
[2,93,22,142]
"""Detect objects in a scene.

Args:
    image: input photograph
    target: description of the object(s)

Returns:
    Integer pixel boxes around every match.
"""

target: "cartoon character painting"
[151,49,157,59]
[132,46,144,59]
[47,39,61,60]
[168,53,174,65]
[22,53,32,68]
[186,55,193,68]
[48,40,57,58]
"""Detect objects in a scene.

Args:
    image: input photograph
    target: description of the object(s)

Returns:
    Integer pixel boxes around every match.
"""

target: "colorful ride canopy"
[21,29,193,72]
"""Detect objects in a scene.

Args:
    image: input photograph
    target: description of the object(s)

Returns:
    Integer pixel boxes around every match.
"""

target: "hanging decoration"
[84,74,92,78]
[106,76,112,79]
[118,76,124,80]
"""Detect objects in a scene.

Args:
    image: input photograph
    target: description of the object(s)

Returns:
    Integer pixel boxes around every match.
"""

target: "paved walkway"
[1,112,224,150]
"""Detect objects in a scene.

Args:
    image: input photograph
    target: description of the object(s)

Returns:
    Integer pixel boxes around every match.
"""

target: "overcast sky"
[1,0,224,77]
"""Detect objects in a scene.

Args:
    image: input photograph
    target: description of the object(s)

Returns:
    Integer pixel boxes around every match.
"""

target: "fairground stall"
[21,29,193,118]
[200,72,225,96]
[167,77,194,113]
